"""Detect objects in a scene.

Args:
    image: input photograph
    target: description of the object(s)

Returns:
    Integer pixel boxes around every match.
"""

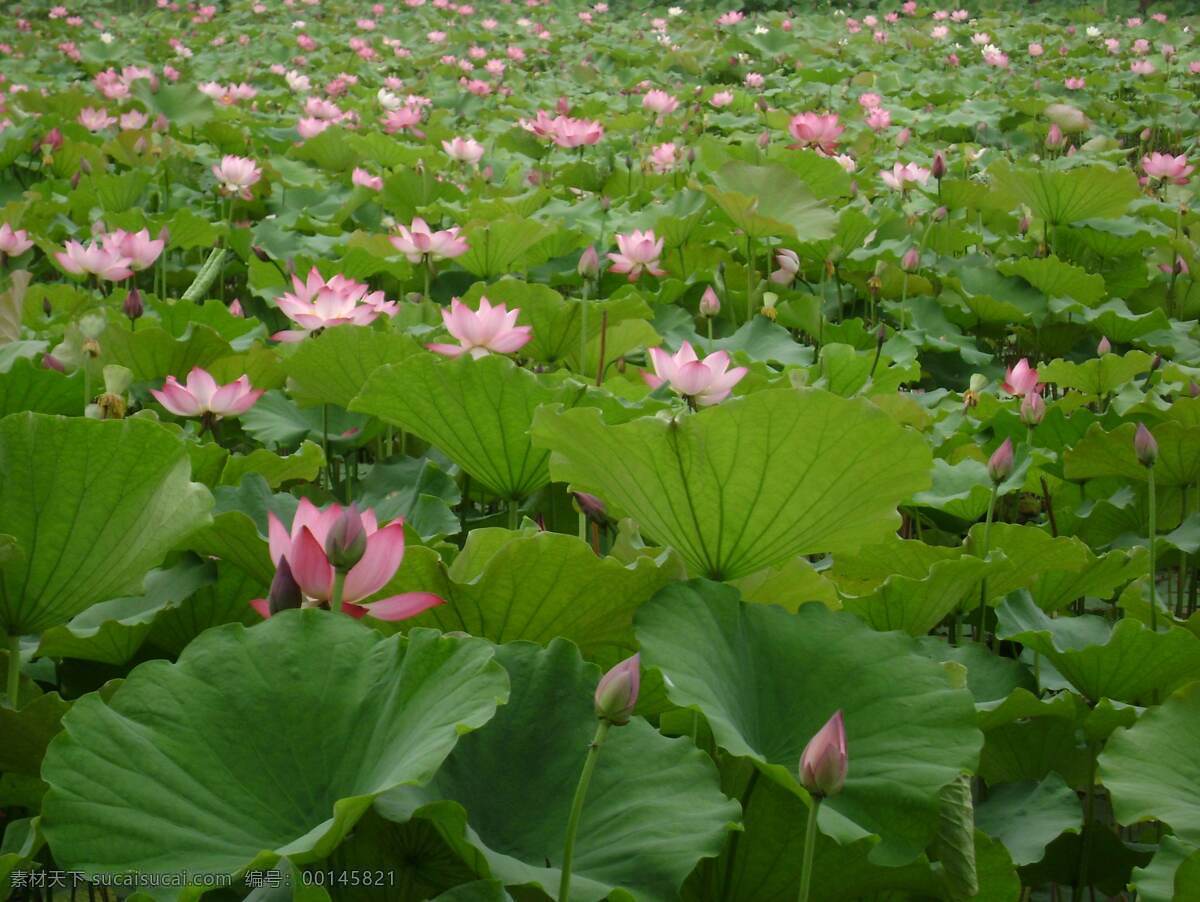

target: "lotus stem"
[976,484,999,647]
[330,570,346,613]
[508,500,519,531]
[798,795,821,902]
[1148,467,1158,632]
[579,282,590,378]
[6,633,20,709]
[559,719,610,902]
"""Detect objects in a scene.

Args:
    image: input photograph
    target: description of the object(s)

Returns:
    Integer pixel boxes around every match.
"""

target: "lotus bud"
[895,127,911,148]
[123,286,144,322]
[699,286,721,318]
[1097,336,1112,355]
[324,504,368,571]
[600,195,611,212]
[757,130,770,149]
[574,491,609,525]
[1151,353,1163,373]
[1046,123,1064,148]
[798,710,847,798]
[578,245,600,279]
[1134,423,1158,467]
[594,653,640,725]
[1019,215,1030,235]
[70,170,82,190]
[252,245,272,263]
[933,205,948,222]
[987,438,1014,483]
[79,157,92,175]
[902,247,920,272]
[1019,391,1045,426]
[931,151,947,180]
[1140,127,1152,142]
[1190,381,1200,399]
[42,296,52,318]
[230,299,244,317]
[268,557,303,614]
[687,147,696,166]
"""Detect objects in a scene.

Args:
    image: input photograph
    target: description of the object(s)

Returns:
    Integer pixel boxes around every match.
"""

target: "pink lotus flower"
[608,230,666,281]
[212,155,262,199]
[296,117,330,139]
[799,710,848,798]
[255,499,443,619]
[151,367,262,418]
[865,107,892,131]
[272,268,398,342]
[103,228,164,271]
[644,341,747,406]
[642,89,679,117]
[442,136,485,165]
[550,116,604,148]
[77,107,116,131]
[787,112,844,155]
[1002,358,1039,397]
[1029,42,1045,57]
[648,142,679,174]
[427,296,533,359]
[1142,153,1193,185]
[55,239,133,281]
[382,105,423,133]
[880,162,931,192]
[390,217,469,264]
[770,249,800,284]
[710,91,734,109]
[0,223,32,257]
[1130,60,1156,75]
[352,167,383,191]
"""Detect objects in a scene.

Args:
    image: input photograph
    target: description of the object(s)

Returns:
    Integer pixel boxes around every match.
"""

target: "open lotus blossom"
[211,155,262,199]
[880,162,931,191]
[151,367,263,418]
[0,223,32,257]
[255,499,444,619]
[427,296,533,358]
[442,135,485,165]
[642,89,679,116]
[352,167,383,190]
[390,217,469,263]
[788,112,844,155]
[102,228,164,270]
[648,142,679,173]
[1142,153,1193,184]
[770,249,801,284]
[77,107,116,131]
[55,239,133,281]
[550,116,604,148]
[710,90,734,108]
[608,229,666,281]
[273,268,398,342]
[1002,358,1039,396]
[644,341,748,406]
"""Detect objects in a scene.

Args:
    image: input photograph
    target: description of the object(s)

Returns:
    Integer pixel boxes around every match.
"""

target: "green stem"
[977,484,999,646]
[559,719,610,902]
[424,259,433,303]
[330,570,347,614]
[745,235,754,323]
[579,282,590,378]
[706,316,714,346]
[322,404,332,492]
[798,796,821,902]
[6,633,20,709]
[508,499,519,530]
[1148,467,1158,632]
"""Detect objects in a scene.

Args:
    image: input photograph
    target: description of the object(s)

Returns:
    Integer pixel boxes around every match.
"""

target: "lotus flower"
[442,136,485,165]
[648,142,679,174]
[642,89,679,116]
[55,239,133,281]
[103,228,164,271]
[880,162,931,192]
[427,296,532,359]
[1002,358,1039,397]
[0,223,32,257]
[551,116,604,148]
[78,107,116,131]
[787,112,844,155]
[607,230,666,281]
[390,217,469,263]
[1142,153,1193,185]
[799,711,848,798]
[352,167,383,191]
[211,155,262,199]
[594,654,640,725]
[770,249,800,284]
[253,499,444,619]
[272,268,398,342]
[644,341,747,406]
[151,367,262,418]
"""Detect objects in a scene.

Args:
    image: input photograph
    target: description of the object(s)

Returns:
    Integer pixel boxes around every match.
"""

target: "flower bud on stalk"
[931,151,946,181]
[268,557,303,614]
[902,247,920,272]
[578,245,600,280]
[594,653,640,725]
[325,503,368,571]
[123,286,144,323]
[699,286,721,318]
[1097,336,1112,355]
[987,438,1014,483]
[1135,423,1158,468]
[799,710,847,798]
[1019,391,1045,426]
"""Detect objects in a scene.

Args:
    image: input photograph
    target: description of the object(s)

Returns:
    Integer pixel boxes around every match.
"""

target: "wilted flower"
[644,341,747,406]
[427,296,533,359]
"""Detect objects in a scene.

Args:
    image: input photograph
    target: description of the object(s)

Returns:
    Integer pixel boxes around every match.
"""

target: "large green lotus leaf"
[456,216,554,279]
[352,353,587,500]
[996,256,1106,306]
[393,530,676,667]
[1099,682,1200,847]
[974,775,1080,866]
[705,161,836,240]
[1039,351,1154,397]
[1074,301,1170,344]
[1064,421,1200,486]
[40,613,509,896]
[0,414,213,635]
[379,639,739,902]
[355,457,462,542]
[100,324,234,383]
[0,356,84,417]
[635,580,981,864]
[840,555,987,636]
[989,161,1140,225]
[532,389,931,580]
[1131,836,1200,902]
[733,556,840,611]
[282,326,424,409]
[217,441,325,489]
[996,592,1200,705]
[143,563,265,658]
[831,536,962,594]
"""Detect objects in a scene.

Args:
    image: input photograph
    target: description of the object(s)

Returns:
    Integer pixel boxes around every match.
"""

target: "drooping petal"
[350,592,444,621]
[342,522,406,602]
[289,526,334,600]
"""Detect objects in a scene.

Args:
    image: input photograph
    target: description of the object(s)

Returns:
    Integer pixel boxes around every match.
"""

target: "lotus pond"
[1,1,1200,900]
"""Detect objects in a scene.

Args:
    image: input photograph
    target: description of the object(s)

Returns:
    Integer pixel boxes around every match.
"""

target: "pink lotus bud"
[268,557,303,614]
[325,503,368,571]
[1140,127,1152,142]
[895,127,911,148]
[987,438,1014,483]
[699,286,721,317]
[556,95,570,115]
[41,127,63,152]
[578,245,600,279]
[1134,423,1158,467]
[902,247,920,272]
[1019,215,1030,235]
[757,130,770,149]
[229,299,244,317]
[123,287,144,321]
[1046,123,1064,148]
[933,205,948,222]
[1019,391,1045,426]
[594,653,640,725]
[931,151,946,180]
[574,491,608,524]
[1097,336,1112,355]
[799,710,847,798]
